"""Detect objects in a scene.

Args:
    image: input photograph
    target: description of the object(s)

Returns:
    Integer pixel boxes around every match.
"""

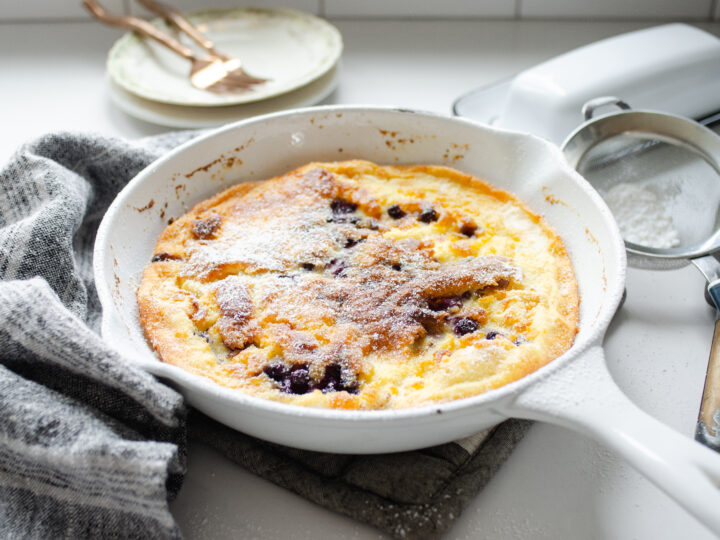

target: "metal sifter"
[561,96,720,451]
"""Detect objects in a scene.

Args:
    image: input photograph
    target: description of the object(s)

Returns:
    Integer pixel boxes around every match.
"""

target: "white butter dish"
[454,24,720,145]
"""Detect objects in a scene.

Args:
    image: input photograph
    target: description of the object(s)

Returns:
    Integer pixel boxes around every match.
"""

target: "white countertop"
[3,18,720,540]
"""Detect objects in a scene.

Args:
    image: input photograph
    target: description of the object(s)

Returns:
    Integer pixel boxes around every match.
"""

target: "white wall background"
[1,0,718,21]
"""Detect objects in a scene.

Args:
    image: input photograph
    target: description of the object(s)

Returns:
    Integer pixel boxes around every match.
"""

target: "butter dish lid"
[454,23,720,145]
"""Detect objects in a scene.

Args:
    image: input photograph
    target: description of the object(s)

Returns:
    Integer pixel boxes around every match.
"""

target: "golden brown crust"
[137,160,579,409]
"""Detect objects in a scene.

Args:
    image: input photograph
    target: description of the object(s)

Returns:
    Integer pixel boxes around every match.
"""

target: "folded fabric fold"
[0,131,529,539]
[0,132,193,539]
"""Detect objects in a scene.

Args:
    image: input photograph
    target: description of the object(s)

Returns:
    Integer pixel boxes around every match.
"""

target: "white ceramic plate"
[107,64,339,128]
[106,8,342,107]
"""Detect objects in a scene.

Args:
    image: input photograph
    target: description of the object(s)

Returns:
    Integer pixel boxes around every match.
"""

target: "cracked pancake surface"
[138,160,578,409]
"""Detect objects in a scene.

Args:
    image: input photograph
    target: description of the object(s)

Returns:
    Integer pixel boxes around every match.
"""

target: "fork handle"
[136,0,224,58]
[83,0,195,61]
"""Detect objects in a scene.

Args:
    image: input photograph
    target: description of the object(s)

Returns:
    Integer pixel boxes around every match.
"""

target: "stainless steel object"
[562,96,720,452]
[83,0,264,94]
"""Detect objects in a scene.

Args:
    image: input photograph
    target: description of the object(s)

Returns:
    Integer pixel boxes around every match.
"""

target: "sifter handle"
[697,279,720,451]
[581,96,631,120]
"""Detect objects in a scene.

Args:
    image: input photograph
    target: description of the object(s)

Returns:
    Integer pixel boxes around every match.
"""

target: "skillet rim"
[93,105,627,423]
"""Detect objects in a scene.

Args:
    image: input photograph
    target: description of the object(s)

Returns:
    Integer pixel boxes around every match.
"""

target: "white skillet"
[94,106,720,535]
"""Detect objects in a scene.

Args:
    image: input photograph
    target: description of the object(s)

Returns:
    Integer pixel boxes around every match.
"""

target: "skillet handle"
[503,346,720,536]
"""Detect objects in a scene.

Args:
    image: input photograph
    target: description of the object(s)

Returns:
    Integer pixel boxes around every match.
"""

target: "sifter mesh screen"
[577,132,720,250]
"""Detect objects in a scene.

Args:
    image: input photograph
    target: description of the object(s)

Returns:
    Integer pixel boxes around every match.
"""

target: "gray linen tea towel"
[0,131,529,539]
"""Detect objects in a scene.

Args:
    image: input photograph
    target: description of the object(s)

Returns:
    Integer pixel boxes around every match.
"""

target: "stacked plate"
[106,8,342,128]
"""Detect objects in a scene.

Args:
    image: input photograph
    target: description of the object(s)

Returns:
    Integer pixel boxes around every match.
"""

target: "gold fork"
[83,0,265,94]
[137,0,233,61]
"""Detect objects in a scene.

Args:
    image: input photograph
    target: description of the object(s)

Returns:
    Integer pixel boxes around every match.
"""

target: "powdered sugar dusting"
[184,208,344,277]
[182,168,352,278]
[601,182,680,249]
[176,166,522,389]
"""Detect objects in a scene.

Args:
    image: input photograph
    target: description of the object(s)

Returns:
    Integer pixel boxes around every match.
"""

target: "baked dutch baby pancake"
[138,160,578,409]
